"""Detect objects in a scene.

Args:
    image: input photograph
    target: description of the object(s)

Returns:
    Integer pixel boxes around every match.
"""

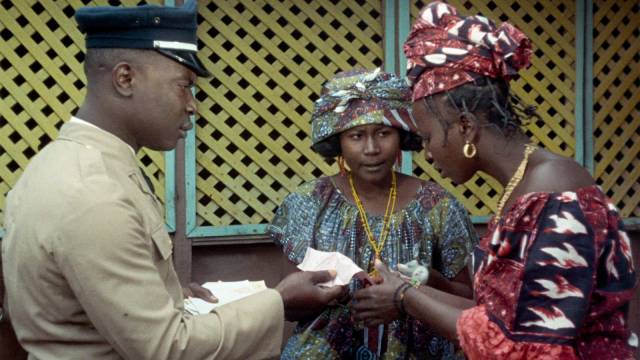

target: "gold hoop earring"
[463,142,477,158]
[338,155,347,176]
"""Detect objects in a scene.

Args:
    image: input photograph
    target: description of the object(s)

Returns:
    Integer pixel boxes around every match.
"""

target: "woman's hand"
[351,260,408,326]
[182,282,218,303]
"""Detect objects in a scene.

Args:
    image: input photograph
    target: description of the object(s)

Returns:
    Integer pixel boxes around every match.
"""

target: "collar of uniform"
[58,120,157,196]
[69,116,136,156]
[58,118,139,173]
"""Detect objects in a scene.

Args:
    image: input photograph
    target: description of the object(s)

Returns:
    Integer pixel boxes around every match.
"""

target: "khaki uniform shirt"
[2,121,284,359]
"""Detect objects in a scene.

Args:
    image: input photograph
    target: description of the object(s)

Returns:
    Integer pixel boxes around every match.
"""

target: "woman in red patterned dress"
[351,2,636,359]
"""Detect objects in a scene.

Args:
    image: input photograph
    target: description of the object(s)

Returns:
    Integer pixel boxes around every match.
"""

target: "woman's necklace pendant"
[349,171,397,281]
[368,256,381,279]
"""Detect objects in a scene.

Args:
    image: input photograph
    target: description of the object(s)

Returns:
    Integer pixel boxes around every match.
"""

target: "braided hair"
[423,77,539,142]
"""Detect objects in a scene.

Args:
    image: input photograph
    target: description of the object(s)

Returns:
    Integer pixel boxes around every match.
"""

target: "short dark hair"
[83,48,144,79]
[311,128,423,159]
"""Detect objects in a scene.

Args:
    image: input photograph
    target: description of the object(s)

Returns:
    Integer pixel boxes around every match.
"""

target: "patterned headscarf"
[311,68,419,151]
[404,1,532,101]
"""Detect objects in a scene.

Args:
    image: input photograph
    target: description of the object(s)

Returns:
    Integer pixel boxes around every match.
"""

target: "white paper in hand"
[184,280,267,315]
[297,247,364,286]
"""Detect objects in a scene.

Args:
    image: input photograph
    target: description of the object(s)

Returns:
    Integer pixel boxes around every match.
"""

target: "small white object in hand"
[397,260,429,286]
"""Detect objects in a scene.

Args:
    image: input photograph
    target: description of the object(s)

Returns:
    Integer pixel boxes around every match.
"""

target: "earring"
[395,150,402,171]
[463,141,477,158]
[338,155,347,176]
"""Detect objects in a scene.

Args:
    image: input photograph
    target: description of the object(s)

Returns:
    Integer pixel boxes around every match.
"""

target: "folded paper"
[297,247,364,286]
[184,280,267,315]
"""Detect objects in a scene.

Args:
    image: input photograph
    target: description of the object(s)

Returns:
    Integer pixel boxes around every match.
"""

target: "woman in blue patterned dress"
[268,68,477,359]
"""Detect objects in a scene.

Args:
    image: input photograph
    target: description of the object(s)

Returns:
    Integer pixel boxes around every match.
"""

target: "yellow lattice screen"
[409,0,577,216]
[1,0,637,233]
[0,0,167,227]
[593,0,639,218]
[194,0,384,227]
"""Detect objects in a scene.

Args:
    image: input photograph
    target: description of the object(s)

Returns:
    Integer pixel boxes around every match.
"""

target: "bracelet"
[393,283,411,316]
[399,286,412,315]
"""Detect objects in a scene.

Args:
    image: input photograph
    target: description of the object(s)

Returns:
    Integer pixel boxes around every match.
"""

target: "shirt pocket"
[151,225,173,261]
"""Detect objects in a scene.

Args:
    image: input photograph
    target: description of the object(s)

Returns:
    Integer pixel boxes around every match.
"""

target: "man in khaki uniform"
[1,1,343,359]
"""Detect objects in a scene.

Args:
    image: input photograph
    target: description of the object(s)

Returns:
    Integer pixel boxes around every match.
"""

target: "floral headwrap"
[404,1,532,101]
[311,68,420,155]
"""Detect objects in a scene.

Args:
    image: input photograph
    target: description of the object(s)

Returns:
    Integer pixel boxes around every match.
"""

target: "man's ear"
[112,62,134,97]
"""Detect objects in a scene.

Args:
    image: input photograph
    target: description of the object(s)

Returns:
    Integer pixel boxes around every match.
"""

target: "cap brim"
[156,49,211,77]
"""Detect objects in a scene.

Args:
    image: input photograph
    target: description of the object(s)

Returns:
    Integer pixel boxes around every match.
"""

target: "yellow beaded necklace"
[495,144,537,220]
[348,171,397,277]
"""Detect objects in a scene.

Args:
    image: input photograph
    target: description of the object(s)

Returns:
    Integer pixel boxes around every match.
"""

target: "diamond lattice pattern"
[0,0,167,226]
[194,0,383,226]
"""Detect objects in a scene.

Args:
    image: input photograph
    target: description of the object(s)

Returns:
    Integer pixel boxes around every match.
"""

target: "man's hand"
[275,270,346,322]
[351,260,407,326]
[182,282,218,303]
